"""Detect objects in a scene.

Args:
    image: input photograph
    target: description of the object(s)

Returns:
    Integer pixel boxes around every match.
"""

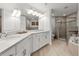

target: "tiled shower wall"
[66,13,77,39]
[55,13,77,40]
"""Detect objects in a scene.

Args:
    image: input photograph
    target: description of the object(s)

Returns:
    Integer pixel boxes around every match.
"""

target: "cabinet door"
[16,35,32,56]
[40,32,45,48]
[1,46,15,56]
[24,35,32,56]
[40,32,50,48]
[33,33,40,52]
[44,32,50,43]
[16,39,26,56]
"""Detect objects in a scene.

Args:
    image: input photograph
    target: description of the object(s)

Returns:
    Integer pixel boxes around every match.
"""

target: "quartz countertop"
[0,30,49,54]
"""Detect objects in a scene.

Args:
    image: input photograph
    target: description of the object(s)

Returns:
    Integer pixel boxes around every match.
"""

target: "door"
[56,17,66,40]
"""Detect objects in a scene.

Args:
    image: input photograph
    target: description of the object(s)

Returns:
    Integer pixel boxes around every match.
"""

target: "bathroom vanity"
[0,31,50,56]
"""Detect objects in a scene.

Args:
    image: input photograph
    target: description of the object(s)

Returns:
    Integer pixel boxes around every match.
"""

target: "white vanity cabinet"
[1,46,16,56]
[0,31,50,56]
[33,31,50,52]
[40,32,50,48]
[32,33,40,52]
[15,39,26,56]
[16,35,32,56]
[24,35,33,56]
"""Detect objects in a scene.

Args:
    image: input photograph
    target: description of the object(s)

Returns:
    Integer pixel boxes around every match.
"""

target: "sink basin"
[17,31,27,34]
[6,34,22,39]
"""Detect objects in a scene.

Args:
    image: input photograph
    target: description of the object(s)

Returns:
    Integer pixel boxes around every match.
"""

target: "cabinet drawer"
[40,32,50,48]
[1,46,15,56]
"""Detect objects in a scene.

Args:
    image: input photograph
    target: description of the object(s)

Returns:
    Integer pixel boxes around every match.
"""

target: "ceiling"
[28,3,78,16]
[0,3,78,17]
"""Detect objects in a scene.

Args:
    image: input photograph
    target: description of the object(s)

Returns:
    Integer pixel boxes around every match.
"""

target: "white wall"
[39,10,51,31]
[2,8,20,33]
[39,16,47,31]
[50,16,55,34]
[20,16,26,32]
[0,4,21,33]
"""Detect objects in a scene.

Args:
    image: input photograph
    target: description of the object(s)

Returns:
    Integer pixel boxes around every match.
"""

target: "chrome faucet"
[0,32,7,38]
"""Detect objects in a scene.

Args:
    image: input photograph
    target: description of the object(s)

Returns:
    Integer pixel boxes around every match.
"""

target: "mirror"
[0,8,41,34]
[0,3,45,35]
[20,9,40,31]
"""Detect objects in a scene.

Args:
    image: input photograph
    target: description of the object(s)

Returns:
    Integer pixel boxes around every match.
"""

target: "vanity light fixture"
[16,10,21,17]
[26,9,44,17]
[12,9,21,17]
[12,9,17,17]
[38,13,44,18]
[33,11,39,16]
[32,11,36,16]
[27,9,33,14]
[35,13,40,16]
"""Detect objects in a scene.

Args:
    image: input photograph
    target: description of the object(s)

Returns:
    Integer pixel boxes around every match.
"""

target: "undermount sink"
[5,34,22,39]
[0,34,22,40]
[17,31,27,34]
